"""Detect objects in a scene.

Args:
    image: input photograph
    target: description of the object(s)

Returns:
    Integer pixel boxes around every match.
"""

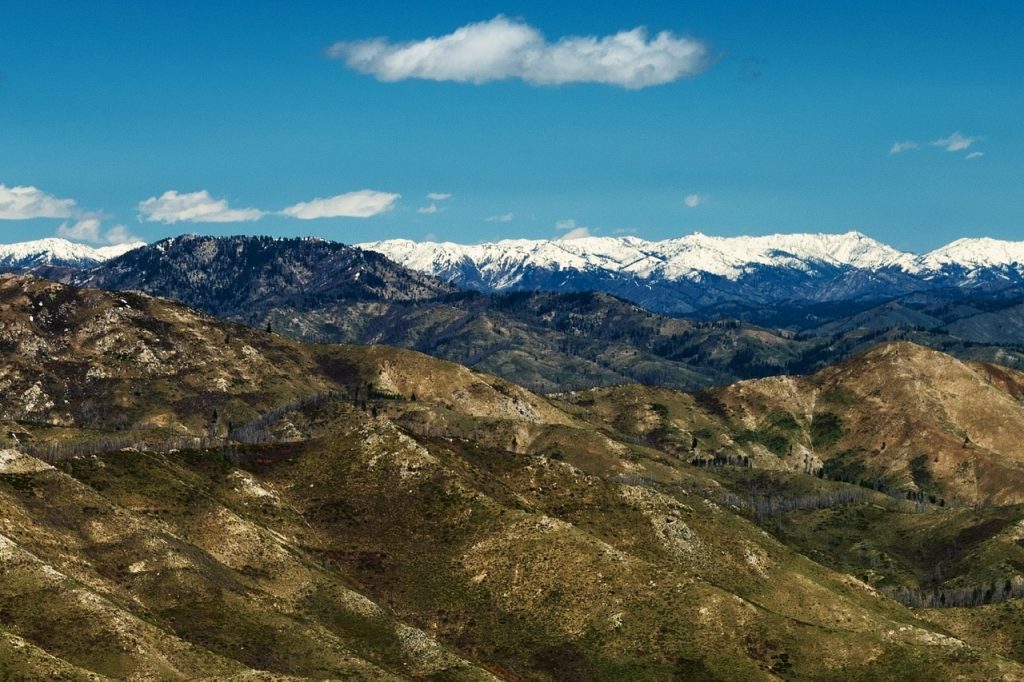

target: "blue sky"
[1,1,1021,252]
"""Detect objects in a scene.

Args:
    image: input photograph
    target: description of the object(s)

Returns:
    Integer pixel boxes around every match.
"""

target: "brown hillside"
[712,342,1024,504]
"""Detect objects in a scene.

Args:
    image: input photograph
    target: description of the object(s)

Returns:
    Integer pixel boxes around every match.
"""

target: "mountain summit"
[76,234,456,326]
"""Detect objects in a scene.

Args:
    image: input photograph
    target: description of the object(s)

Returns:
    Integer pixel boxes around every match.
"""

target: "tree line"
[19,434,226,464]
[882,576,1024,609]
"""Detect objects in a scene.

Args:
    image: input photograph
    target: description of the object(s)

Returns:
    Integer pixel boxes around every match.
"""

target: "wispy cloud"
[0,184,77,219]
[555,218,593,240]
[329,15,711,89]
[56,217,102,241]
[1,183,141,245]
[280,190,400,219]
[139,189,400,222]
[560,227,593,239]
[889,141,918,155]
[932,131,978,152]
[139,190,264,223]
[683,193,702,208]
[57,218,140,245]
[485,212,514,223]
[418,192,451,214]
[101,224,142,245]
[889,133,983,157]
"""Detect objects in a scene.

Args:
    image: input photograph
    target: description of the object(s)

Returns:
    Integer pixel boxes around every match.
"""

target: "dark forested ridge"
[67,236,1024,393]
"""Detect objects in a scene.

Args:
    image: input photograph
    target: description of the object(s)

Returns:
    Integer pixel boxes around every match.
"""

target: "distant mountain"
[0,232,1011,392]
[919,236,1024,272]
[361,231,1024,313]
[0,237,143,275]
[69,235,1024,392]
[78,234,456,326]
[77,236,808,390]
[8,231,1024,317]
[73,235,803,389]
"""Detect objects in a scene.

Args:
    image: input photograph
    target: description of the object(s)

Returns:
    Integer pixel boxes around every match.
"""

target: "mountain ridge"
[0,237,144,272]
[5,231,1024,316]
[43,235,1024,392]
[361,231,1024,313]
[362,231,1024,279]
[75,234,456,325]
[6,234,1024,394]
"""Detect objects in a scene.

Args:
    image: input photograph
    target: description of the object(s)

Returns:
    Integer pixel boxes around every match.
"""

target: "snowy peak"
[650,230,915,279]
[359,231,1024,312]
[361,231,918,284]
[918,237,1024,270]
[0,238,145,270]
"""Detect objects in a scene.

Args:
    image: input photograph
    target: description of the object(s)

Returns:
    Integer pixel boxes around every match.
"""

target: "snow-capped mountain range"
[0,238,145,272]
[2,232,1023,315]
[361,231,917,282]
[360,231,1024,312]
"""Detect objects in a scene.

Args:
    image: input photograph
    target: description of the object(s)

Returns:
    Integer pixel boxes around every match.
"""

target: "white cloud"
[560,226,593,240]
[966,151,985,159]
[2,183,140,246]
[102,224,142,245]
[555,218,593,239]
[485,213,514,223]
[889,141,918,155]
[420,192,451,210]
[684,193,702,208]
[139,190,264,223]
[280,190,400,219]
[328,15,710,89]
[56,218,140,245]
[57,218,102,241]
[0,184,77,219]
[932,131,978,152]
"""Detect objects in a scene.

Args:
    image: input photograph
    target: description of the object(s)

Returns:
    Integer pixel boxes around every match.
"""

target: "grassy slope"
[4,395,1022,679]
